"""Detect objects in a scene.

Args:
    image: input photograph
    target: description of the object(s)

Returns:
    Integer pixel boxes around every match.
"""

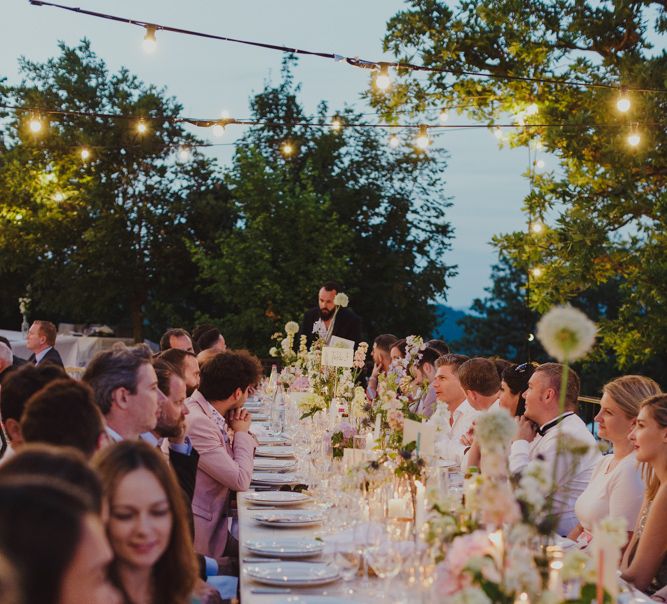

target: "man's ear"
[5,418,23,445]
[111,386,129,411]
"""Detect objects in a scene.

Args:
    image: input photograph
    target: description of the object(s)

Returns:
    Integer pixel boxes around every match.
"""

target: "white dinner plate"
[256,446,295,458]
[276,598,371,604]
[250,413,269,422]
[253,458,296,471]
[244,491,311,505]
[245,562,339,587]
[245,537,324,558]
[251,472,302,485]
[253,509,323,528]
[257,435,292,446]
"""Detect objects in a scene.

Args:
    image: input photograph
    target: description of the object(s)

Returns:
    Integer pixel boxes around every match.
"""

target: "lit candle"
[547,546,564,600]
[365,432,374,449]
[513,593,530,604]
[415,480,425,532]
[373,414,382,440]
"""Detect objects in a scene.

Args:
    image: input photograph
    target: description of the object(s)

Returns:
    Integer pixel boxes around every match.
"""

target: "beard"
[155,414,185,439]
[319,307,334,321]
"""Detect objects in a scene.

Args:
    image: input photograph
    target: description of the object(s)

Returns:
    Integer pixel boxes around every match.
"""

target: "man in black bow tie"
[25,321,64,368]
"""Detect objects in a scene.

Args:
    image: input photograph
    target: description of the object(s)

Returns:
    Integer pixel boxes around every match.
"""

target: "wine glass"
[332,541,361,592]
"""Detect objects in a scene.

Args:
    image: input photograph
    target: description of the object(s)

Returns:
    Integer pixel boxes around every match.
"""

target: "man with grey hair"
[82,343,161,441]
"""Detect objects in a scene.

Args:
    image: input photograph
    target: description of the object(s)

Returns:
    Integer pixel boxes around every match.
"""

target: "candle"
[365,432,374,450]
[547,545,564,600]
[388,497,410,519]
[513,593,530,604]
[414,480,425,532]
[373,414,381,440]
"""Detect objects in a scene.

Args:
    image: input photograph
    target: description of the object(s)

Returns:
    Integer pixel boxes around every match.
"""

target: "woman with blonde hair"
[569,375,661,546]
[621,393,667,595]
[93,441,198,604]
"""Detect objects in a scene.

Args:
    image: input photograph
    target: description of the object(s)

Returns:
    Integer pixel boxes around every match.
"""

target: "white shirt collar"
[105,425,123,443]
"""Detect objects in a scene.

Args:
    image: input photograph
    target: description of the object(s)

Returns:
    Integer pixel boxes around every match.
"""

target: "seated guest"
[158,348,201,397]
[20,379,106,458]
[192,324,227,355]
[82,344,160,442]
[429,354,477,464]
[509,363,600,536]
[570,375,661,546]
[0,336,27,373]
[25,320,64,367]
[0,343,14,386]
[621,394,667,594]
[426,339,450,355]
[389,338,407,366]
[491,357,513,381]
[187,351,260,559]
[410,347,442,418]
[159,328,194,353]
[93,441,198,604]
[0,477,120,604]
[367,334,398,400]
[458,357,501,412]
[499,362,537,417]
[0,363,67,459]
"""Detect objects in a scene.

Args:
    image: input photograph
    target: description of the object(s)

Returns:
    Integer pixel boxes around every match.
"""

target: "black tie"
[538,412,574,437]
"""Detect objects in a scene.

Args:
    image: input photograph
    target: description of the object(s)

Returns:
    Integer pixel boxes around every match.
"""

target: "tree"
[193,57,456,352]
[378,0,667,367]
[0,40,234,340]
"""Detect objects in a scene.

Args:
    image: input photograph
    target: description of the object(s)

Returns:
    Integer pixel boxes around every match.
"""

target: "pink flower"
[388,409,404,431]
[444,531,493,577]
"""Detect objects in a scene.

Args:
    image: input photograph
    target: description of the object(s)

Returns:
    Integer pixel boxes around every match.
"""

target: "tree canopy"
[379,0,667,367]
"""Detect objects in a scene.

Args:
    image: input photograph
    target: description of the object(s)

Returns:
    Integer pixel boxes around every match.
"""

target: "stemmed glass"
[366,525,404,600]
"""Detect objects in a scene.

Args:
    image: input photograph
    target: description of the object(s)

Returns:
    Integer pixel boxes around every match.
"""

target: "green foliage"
[379,0,667,366]
[193,57,456,351]
[0,40,233,340]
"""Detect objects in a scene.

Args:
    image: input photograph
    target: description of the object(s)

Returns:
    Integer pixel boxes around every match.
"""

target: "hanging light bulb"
[526,103,539,116]
[281,141,295,157]
[53,192,65,202]
[142,25,157,53]
[531,221,544,234]
[531,267,543,278]
[80,147,91,161]
[331,118,342,132]
[220,109,231,120]
[136,120,148,135]
[212,123,225,137]
[438,109,449,124]
[616,89,631,113]
[388,134,400,149]
[415,125,430,151]
[493,127,504,140]
[28,115,43,133]
[535,159,546,170]
[627,125,641,148]
[527,333,535,342]
[374,64,391,92]
[177,146,191,162]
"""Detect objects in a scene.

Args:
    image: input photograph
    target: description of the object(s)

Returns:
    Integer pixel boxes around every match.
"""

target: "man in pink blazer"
[185,350,262,559]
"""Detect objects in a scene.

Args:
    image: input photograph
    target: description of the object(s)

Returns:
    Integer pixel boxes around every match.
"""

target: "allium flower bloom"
[334,292,349,307]
[285,321,300,335]
[269,347,278,357]
[536,304,597,362]
[475,408,516,452]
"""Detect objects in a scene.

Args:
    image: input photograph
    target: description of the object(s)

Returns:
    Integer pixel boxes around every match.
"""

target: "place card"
[402,418,436,456]
[329,335,355,349]
[321,346,354,368]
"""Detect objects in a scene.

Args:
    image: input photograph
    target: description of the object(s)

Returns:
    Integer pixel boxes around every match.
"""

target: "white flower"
[334,292,349,307]
[596,516,628,549]
[281,337,291,354]
[285,321,300,335]
[312,319,327,339]
[269,347,279,357]
[475,408,516,451]
[536,304,597,362]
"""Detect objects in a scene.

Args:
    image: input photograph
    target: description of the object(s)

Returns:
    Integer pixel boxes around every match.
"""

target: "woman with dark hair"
[0,477,120,604]
[411,347,443,418]
[93,441,198,604]
[389,338,407,365]
[499,362,537,417]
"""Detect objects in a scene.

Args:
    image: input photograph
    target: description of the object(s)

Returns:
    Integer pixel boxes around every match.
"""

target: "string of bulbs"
[28,0,667,96]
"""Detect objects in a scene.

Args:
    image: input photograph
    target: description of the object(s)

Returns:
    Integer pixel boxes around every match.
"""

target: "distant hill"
[432,304,468,344]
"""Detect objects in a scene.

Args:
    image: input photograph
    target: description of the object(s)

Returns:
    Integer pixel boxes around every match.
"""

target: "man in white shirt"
[429,354,478,464]
[458,358,501,412]
[509,363,600,536]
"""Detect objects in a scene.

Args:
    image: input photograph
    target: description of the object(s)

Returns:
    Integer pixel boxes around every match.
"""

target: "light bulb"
[531,267,543,278]
[53,192,65,202]
[627,131,640,147]
[493,127,503,140]
[212,123,225,137]
[415,126,430,151]
[177,146,191,162]
[374,65,391,91]
[388,134,400,149]
[536,159,545,169]
[531,221,544,234]
[438,109,449,124]
[80,148,91,161]
[281,142,294,157]
[526,103,539,116]
[527,333,535,342]
[220,109,231,120]
[331,118,342,132]
[142,26,157,53]
[28,117,43,133]
[15,213,23,222]
[616,95,631,113]
[136,120,148,134]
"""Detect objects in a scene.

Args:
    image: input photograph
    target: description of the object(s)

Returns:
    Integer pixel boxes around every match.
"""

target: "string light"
[142,26,157,53]
[53,192,65,202]
[531,267,543,278]
[211,123,225,137]
[493,127,504,140]
[616,89,631,113]
[627,125,641,148]
[177,146,191,162]
[415,125,430,151]
[531,221,544,234]
[438,109,449,124]
[136,120,148,134]
[281,141,295,157]
[388,134,400,148]
[374,64,391,92]
[28,115,43,133]
[527,333,535,342]
[80,147,91,161]
[535,159,545,170]
[331,118,342,132]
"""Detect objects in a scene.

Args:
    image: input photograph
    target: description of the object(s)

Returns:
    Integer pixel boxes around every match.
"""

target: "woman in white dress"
[569,375,661,546]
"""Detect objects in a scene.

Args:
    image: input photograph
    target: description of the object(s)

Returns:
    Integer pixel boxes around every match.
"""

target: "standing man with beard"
[298,281,363,349]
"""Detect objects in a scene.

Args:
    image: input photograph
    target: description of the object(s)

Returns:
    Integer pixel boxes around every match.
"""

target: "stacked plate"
[245,562,339,587]
[256,445,295,458]
[245,537,324,559]
[253,458,296,472]
[244,491,311,507]
[251,472,302,486]
[253,509,323,528]
[249,413,269,422]
[257,435,292,446]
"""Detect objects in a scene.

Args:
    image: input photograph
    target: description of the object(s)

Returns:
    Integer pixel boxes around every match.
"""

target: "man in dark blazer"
[25,321,64,367]
[298,281,363,349]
